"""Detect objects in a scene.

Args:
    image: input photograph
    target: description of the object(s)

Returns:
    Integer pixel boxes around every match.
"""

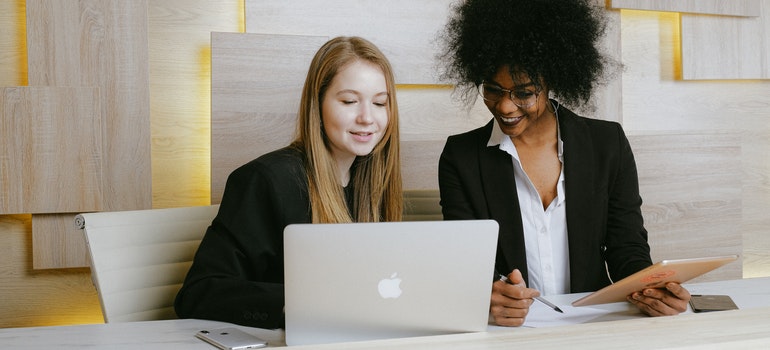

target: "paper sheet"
[488,294,643,330]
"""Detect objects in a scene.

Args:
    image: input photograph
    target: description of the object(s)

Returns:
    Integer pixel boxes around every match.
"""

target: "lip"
[498,115,523,126]
[350,131,376,142]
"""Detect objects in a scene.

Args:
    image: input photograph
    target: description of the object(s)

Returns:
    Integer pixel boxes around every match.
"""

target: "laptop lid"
[283,220,499,346]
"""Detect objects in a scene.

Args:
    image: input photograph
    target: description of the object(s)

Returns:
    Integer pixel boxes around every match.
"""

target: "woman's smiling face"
[321,59,389,165]
[483,65,550,139]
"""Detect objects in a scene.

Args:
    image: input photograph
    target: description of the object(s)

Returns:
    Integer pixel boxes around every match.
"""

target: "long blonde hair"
[291,36,402,223]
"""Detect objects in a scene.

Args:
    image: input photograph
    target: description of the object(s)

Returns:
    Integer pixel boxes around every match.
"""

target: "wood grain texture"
[611,0,759,16]
[0,0,240,327]
[31,214,89,269]
[210,33,329,203]
[740,131,770,278]
[681,2,770,80]
[148,0,243,208]
[0,214,102,328]
[0,87,103,214]
[619,10,770,278]
[630,133,742,281]
[244,0,451,84]
[26,0,152,211]
[25,0,151,269]
[0,0,27,87]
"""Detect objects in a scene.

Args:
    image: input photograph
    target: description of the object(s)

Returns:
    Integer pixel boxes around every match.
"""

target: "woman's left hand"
[627,282,691,316]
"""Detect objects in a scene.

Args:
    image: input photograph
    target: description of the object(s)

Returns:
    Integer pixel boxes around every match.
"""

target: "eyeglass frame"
[478,81,542,108]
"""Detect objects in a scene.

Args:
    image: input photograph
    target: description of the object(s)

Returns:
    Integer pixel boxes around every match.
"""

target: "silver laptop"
[283,220,499,346]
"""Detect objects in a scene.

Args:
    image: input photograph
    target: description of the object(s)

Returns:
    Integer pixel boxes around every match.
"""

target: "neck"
[512,109,558,147]
[335,155,355,187]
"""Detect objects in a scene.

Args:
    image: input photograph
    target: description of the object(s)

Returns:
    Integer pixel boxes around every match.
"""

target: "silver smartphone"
[195,327,268,349]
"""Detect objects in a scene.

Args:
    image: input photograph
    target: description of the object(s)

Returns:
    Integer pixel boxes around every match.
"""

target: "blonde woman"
[175,36,402,329]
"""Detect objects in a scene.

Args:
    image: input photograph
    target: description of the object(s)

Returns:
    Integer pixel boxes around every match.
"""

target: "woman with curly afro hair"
[437,0,691,327]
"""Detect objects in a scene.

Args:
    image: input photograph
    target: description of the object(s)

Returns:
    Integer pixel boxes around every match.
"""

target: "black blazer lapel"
[477,121,529,282]
[559,109,600,290]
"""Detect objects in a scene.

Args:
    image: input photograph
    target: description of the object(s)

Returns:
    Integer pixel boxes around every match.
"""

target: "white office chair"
[76,205,219,323]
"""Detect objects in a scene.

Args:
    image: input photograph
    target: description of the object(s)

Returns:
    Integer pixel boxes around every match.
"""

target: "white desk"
[2,277,769,349]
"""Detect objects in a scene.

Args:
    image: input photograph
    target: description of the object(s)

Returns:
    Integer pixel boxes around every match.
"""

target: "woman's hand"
[489,269,541,326]
[627,282,691,316]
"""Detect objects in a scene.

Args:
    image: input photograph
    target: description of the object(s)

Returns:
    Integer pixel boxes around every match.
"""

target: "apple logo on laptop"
[377,272,402,299]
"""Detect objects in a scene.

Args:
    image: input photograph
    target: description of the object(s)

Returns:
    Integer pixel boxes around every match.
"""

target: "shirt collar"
[487,111,565,160]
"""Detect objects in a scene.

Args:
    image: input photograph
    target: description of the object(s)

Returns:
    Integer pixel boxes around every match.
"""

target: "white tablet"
[571,255,739,307]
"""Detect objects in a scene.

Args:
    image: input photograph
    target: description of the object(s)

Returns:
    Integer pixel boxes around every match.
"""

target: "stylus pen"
[497,274,564,313]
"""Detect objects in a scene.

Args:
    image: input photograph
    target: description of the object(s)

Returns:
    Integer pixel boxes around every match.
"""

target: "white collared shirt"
[487,118,571,295]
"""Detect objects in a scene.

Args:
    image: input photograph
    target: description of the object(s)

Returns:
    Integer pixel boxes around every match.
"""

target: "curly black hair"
[438,0,616,108]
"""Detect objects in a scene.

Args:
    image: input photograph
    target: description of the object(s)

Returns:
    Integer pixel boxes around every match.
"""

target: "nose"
[357,104,375,124]
[492,95,521,115]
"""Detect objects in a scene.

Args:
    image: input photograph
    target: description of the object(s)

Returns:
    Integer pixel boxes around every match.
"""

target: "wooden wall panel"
[741,131,770,278]
[210,33,329,203]
[0,214,102,328]
[0,0,241,327]
[611,0,759,16]
[147,0,243,209]
[618,11,767,278]
[26,0,151,211]
[25,0,150,269]
[631,133,742,281]
[615,0,769,80]
[0,87,103,215]
[244,0,452,84]
[0,0,27,87]
[681,2,770,80]
[31,214,90,269]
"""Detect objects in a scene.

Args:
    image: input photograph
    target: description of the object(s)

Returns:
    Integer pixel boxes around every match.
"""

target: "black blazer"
[175,147,310,329]
[438,103,652,293]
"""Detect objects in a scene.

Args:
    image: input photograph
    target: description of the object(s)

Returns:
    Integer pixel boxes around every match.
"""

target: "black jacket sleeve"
[174,148,309,329]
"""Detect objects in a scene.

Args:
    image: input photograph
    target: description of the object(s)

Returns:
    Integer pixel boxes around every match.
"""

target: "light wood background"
[0,0,768,328]
[1,87,103,214]
[210,33,329,203]
[611,0,759,16]
[612,0,770,80]
[681,1,770,79]
[23,0,152,269]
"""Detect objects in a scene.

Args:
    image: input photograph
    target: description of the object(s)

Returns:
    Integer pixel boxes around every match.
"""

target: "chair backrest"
[402,189,442,221]
[76,205,219,323]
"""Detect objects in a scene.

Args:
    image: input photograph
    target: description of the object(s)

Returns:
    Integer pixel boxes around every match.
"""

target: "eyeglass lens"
[479,83,539,108]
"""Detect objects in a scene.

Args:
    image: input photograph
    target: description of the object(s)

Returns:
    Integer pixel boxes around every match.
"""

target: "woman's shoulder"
[559,105,624,135]
[446,119,494,144]
[230,146,306,181]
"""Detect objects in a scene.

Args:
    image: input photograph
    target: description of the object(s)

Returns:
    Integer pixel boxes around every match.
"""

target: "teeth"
[501,116,520,123]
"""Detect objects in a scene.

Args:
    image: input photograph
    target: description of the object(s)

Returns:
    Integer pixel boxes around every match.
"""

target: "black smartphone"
[195,327,268,349]
[689,294,739,313]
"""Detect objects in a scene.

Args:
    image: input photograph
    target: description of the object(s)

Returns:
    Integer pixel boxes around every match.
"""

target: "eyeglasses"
[478,82,541,108]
